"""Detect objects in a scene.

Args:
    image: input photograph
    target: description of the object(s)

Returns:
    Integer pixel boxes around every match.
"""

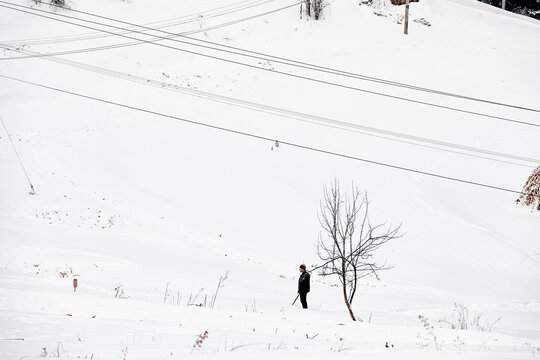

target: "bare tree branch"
[316,180,401,321]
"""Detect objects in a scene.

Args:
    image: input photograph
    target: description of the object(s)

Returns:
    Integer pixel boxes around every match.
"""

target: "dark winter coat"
[298,271,310,293]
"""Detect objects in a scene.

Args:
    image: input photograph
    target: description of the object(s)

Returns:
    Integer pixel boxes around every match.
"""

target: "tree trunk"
[343,291,356,321]
[342,273,356,321]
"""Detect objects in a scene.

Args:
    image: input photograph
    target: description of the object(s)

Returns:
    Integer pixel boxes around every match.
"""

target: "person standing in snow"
[298,264,310,309]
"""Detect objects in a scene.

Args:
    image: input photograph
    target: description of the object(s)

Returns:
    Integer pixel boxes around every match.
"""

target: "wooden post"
[73,278,78,292]
[404,0,410,35]
[502,0,506,10]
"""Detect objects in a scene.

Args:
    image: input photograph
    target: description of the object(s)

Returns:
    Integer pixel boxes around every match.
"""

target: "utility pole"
[502,0,506,10]
[404,0,410,35]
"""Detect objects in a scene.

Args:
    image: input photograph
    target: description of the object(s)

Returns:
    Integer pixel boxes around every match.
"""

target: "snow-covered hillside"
[0,0,539,358]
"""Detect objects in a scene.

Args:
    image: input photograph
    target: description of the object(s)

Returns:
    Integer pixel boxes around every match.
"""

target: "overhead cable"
[1,73,536,199]
[2,0,540,115]
[3,45,538,168]
[0,0,278,45]
[1,2,539,128]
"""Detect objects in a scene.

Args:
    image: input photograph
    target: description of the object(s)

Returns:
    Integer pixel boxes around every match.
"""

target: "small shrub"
[524,342,540,357]
[121,346,128,360]
[516,166,540,212]
[245,299,258,312]
[209,271,229,308]
[187,288,204,306]
[114,283,128,298]
[192,331,209,353]
[438,302,501,332]
[417,315,441,351]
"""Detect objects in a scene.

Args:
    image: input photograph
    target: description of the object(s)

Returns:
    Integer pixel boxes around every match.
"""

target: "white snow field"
[0,0,539,358]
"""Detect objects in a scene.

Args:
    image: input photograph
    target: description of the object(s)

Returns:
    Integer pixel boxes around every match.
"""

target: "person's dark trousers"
[300,292,308,309]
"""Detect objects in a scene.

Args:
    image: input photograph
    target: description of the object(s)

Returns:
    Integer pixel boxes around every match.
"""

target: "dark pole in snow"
[404,0,410,35]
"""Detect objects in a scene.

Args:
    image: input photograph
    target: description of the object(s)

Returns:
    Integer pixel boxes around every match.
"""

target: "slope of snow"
[0,0,539,358]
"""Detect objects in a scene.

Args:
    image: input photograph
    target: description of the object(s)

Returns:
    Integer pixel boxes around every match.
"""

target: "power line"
[178,1,303,35]
[0,1,302,53]
[4,45,538,168]
[0,13,278,60]
[0,1,540,127]
[3,0,540,115]
[1,3,539,129]
[0,0,277,45]
[0,18,243,61]
[0,116,36,195]
[1,73,536,199]
[54,0,540,114]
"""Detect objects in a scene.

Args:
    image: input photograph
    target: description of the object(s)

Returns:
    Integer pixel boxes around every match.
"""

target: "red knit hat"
[299,264,306,270]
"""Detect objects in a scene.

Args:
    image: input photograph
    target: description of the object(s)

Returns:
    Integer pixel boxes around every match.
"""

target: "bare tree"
[302,0,327,20]
[304,0,311,17]
[316,180,401,321]
[516,165,540,211]
[312,0,326,19]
